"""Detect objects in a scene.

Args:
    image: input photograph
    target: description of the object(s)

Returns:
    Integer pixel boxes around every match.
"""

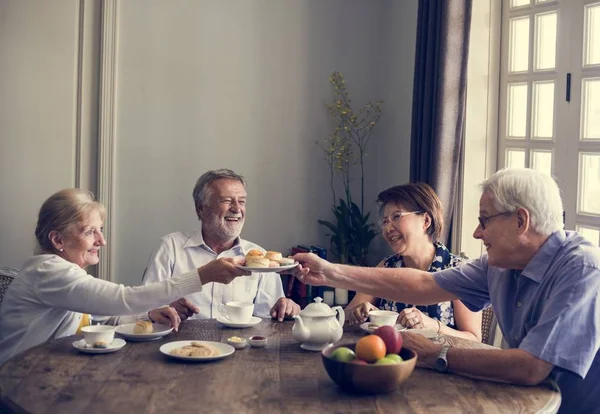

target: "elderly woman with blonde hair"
[0,188,249,365]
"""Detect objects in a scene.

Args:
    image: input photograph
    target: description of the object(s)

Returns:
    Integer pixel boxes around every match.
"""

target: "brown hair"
[376,182,444,242]
[35,188,106,254]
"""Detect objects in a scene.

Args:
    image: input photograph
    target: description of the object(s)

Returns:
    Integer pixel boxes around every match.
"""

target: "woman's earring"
[59,248,64,252]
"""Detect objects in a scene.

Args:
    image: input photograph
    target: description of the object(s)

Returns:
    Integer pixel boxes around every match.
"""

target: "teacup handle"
[217,303,231,321]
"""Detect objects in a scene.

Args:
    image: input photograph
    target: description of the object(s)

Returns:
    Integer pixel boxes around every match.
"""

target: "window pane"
[581,78,600,140]
[531,150,552,175]
[532,81,555,139]
[579,153,600,214]
[534,12,557,70]
[509,17,530,73]
[506,149,526,168]
[577,225,600,246]
[511,0,530,7]
[584,3,600,67]
[507,83,528,138]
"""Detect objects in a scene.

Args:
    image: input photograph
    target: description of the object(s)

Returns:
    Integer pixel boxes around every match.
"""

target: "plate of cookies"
[115,320,173,341]
[160,340,235,361]
[236,249,298,272]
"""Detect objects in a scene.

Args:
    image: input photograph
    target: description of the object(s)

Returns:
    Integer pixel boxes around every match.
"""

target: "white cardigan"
[0,254,203,365]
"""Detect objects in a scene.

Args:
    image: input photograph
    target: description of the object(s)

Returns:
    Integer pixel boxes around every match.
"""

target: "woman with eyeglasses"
[344,183,482,341]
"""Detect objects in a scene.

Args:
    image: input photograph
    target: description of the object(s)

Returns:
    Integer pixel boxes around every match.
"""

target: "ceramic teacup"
[221,301,254,323]
[368,310,399,327]
[81,325,115,346]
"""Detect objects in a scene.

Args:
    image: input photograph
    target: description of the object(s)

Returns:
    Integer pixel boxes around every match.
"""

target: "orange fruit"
[355,335,387,363]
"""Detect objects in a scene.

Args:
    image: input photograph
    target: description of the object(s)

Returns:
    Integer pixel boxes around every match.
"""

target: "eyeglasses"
[378,211,424,229]
[477,211,512,230]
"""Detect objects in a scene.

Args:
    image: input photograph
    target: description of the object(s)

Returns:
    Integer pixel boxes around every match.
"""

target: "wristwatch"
[435,345,451,373]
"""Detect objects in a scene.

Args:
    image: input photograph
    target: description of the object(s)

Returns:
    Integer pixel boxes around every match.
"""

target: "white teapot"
[292,297,345,351]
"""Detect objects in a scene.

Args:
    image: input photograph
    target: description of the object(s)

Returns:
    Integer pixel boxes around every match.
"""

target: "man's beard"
[203,215,244,242]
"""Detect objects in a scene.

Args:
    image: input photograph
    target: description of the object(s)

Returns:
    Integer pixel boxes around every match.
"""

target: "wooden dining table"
[0,319,560,413]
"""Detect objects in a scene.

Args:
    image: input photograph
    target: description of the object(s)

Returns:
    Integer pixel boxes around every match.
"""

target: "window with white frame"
[458,0,600,257]
[500,0,600,245]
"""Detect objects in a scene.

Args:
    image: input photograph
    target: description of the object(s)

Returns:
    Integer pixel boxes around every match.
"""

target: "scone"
[245,249,269,267]
[246,249,265,258]
[265,251,283,261]
[246,256,270,267]
[277,257,295,266]
[134,320,153,334]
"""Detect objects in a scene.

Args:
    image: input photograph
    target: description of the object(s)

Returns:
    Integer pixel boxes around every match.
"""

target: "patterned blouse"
[379,242,463,329]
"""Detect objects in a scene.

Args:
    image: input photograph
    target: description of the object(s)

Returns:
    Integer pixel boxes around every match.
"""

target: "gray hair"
[192,169,247,214]
[35,188,106,254]
[480,168,563,236]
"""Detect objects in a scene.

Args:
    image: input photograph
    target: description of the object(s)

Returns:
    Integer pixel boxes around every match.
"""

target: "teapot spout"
[292,315,310,343]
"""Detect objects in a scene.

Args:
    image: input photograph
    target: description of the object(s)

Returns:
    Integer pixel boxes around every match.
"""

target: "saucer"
[115,323,173,341]
[217,315,261,328]
[73,338,126,354]
[160,341,235,361]
[360,322,407,334]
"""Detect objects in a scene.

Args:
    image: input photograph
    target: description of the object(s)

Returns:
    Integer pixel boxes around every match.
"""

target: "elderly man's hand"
[148,306,182,331]
[287,253,334,286]
[400,331,442,368]
[169,297,199,321]
[270,297,301,322]
[199,257,251,285]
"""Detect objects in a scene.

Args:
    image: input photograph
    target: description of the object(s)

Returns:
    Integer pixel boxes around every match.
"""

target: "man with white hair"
[290,168,600,413]
[143,169,300,322]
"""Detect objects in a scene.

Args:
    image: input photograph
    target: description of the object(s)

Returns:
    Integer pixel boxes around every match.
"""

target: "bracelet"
[436,319,443,336]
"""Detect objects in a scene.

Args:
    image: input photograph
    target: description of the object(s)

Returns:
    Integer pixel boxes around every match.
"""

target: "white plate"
[216,315,262,328]
[360,322,407,334]
[115,323,173,341]
[160,340,235,361]
[73,338,126,354]
[235,262,298,272]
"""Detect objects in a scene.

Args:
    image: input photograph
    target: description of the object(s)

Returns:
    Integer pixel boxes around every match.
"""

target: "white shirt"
[142,229,284,319]
[0,255,203,365]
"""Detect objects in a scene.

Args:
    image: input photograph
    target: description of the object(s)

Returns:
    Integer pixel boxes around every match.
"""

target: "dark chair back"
[0,267,18,306]
[481,306,495,345]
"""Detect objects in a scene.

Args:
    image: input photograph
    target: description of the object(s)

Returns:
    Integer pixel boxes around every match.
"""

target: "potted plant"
[317,71,383,266]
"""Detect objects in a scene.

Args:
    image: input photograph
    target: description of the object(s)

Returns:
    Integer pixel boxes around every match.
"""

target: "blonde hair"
[35,188,106,254]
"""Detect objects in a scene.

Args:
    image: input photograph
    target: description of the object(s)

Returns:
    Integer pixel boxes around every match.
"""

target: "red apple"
[350,358,368,365]
[373,325,403,354]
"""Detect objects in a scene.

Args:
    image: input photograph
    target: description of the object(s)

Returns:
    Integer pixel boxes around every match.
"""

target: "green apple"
[331,347,356,362]
[374,357,397,365]
[385,353,403,363]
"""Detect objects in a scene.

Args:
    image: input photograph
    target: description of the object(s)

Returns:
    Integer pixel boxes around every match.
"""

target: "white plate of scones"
[160,340,235,361]
[236,249,298,272]
[116,321,173,341]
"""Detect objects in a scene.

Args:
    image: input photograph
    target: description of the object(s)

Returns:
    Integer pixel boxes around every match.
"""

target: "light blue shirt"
[142,228,284,319]
[434,230,600,413]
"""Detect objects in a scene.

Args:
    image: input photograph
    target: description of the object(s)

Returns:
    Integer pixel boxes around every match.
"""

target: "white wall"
[0,0,417,285]
[0,0,84,268]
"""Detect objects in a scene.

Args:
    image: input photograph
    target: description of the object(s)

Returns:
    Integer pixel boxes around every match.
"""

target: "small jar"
[248,335,267,348]
[227,336,247,349]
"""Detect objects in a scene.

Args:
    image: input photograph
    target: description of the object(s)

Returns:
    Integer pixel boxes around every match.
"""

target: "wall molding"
[73,0,84,189]
[97,0,117,281]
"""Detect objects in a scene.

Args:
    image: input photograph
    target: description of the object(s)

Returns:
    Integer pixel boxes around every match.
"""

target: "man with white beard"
[142,169,300,322]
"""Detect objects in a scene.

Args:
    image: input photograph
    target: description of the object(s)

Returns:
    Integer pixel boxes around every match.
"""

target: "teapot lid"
[300,297,335,317]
